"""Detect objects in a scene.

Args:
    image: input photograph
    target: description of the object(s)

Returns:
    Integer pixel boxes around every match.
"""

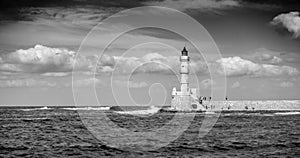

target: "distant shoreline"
[0,100,299,111]
[1,99,300,107]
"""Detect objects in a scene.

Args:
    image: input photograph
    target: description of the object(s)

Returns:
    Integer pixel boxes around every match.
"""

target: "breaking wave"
[63,107,110,111]
[113,106,160,115]
[274,112,300,115]
[20,106,52,111]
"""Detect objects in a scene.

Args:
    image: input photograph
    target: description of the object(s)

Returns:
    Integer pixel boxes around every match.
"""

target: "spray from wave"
[274,112,300,115]
[63,107,110,111]
[113,106,161,115]
[20,106,52,111]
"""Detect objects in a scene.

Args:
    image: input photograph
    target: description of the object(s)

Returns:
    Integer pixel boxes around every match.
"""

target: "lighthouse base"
[170,88,205,111]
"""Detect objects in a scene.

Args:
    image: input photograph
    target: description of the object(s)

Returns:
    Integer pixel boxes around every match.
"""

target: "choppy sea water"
[0,106,299,157]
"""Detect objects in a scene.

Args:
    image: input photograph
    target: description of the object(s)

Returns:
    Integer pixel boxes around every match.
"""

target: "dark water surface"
[0,107,299,157]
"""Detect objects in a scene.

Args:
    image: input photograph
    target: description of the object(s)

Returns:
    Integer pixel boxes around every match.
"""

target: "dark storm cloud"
[240,0,300,8]
[0,0,144,8]
[0,0,146,21]
[131,28,187,42]
[2,0,299,21]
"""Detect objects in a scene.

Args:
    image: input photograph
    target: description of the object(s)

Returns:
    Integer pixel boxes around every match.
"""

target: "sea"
[0,103,299,157]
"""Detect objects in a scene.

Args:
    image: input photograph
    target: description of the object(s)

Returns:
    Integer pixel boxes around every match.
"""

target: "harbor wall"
[202,100,300,110]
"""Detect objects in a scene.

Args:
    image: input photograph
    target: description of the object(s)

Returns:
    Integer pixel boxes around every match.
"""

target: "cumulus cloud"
[250,48,300,65]
[144,0,239,12]
[252,48,283,64]
[102,53,207,75]
[216,56,299,77]
[231,81,240,88]
[271,11,300,38]
[0,45,208,76]
[267,56,282,64]
[280,81,294,88]
[99,54,116,67]
[0,79,56,88]
[1,45,93,73]
[4,45,297,80]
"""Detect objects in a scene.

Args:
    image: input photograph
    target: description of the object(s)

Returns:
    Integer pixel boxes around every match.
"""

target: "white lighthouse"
[180,47,189,93]
[171,47,204,111]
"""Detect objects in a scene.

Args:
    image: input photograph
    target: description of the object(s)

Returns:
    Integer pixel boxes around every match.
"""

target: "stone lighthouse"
[180,47,189,94]
[171,47,204,111]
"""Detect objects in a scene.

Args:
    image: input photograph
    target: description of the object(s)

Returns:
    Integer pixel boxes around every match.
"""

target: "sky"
[0,0,300,105]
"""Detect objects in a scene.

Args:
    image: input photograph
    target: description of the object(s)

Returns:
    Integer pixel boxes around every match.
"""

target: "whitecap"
[19,106,52,111]
[63,107,110,111]
[114,106,160,115]
[274,112,300,115]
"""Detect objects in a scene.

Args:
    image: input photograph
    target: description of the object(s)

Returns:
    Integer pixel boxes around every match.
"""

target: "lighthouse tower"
[180,47,189,93]
[171,47,204,111]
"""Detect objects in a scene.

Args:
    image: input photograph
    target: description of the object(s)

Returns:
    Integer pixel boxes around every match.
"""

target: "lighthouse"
[180,47,189,93]
[171,47,204,111]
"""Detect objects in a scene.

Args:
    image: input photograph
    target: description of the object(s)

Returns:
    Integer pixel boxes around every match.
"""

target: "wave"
[274,112,300,115]
[114,106,160,115]
[19,106,110,111]
[223,112,259,116]
[20,106,52,111]
[63,107,110,111]
[1,117,51,121]
[204,111,216,115]
[222,111,300,116]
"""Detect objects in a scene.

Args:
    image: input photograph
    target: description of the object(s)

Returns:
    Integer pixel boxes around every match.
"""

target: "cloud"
[70,78,148,88]
[262,55,282,64]
[1,45,93,73]
[144,0,240,12]
[271,11,300,38]
[68,78,103,87]
[18,7,124,29]
[4,45,297,80]
[113,80,148,88]
[231,81,240,88]
[280,81,294,88]
[249,48,300,65]
[0,79,56,88]
[216,56,299,77]
[252,48,283,64]
[99,54,116,67]
[0,63,22,72]
[0,1,134,22]
[86,52,299,78]
[41,72,70,77]
[0,45,208,76]
[200,79,215,89]
[101,53,207,75]
[128,81,148,88]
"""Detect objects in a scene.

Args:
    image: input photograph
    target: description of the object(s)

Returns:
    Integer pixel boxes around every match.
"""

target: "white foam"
[274,112,300,115]
[20,106,52,111]
[204,111,216,115]
[63,107,110,111]
[114,106,160,115]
